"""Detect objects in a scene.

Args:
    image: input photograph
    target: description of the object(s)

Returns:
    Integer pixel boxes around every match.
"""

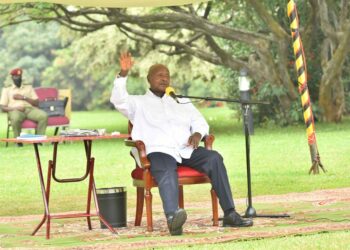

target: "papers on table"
[60,129,102,137]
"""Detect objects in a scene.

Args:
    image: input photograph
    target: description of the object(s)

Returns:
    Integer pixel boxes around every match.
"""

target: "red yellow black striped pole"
[287,0,325,174]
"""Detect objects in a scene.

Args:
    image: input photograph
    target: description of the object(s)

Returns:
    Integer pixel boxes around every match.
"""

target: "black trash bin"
[96,187,127,228]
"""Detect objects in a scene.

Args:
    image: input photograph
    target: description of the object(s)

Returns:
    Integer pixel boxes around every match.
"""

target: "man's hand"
[14,106,25,112]
[188,132,202,149]
[0,105,24,112]
[13,94,24,100]
[119,52,134,77]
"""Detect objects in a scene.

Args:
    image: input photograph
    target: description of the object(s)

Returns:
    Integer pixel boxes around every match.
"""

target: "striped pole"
[287,0,325,174]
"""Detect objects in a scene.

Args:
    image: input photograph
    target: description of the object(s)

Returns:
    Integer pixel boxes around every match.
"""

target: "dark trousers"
[148,147,235,215]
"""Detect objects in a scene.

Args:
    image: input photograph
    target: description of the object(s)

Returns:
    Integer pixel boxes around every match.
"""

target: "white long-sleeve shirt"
[110,76,209,163]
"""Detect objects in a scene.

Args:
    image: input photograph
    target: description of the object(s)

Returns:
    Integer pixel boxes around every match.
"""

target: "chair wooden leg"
[135,187,144,226]
[6,123,10,147]
[6,120,11,147]
[62,127,68,144]
[145,188,153,232]
[211,188,219,226]
[54,127,59,136]
[178,185,184,209]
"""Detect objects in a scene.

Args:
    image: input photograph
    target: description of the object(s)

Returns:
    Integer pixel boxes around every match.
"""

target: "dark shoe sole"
[169,209,187,235]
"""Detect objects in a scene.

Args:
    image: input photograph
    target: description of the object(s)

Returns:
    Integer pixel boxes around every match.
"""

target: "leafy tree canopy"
[1,0,349,122]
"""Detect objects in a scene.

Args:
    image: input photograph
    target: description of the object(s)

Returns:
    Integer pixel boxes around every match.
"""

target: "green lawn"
[0,107,349,249]
[162,230,350,250]
[0,107,349,216]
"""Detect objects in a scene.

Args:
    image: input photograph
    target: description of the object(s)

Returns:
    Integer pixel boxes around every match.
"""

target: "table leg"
[32,140,117,238]
[86,157,93,230]
[46,161,53,239]
[31,143,52,239]
[85,140,93,230]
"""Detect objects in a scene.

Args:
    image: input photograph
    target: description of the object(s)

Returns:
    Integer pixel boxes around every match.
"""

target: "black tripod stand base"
[244,206,290,218]
[244,206,256,218]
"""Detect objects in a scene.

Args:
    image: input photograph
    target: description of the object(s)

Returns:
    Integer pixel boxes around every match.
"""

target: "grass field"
[0,107,349,249]
[163,230,350,250]
[1,107,349,216]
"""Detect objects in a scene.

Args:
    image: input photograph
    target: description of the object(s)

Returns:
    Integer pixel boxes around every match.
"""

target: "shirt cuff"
[114,75,128,85]
[116,74,128,79]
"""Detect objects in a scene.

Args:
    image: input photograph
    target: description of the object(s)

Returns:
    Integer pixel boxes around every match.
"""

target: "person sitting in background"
[110,52,253,236]
[0,68,48,146]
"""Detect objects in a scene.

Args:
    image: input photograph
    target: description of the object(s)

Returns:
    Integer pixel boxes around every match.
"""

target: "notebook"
[17,134,47,140]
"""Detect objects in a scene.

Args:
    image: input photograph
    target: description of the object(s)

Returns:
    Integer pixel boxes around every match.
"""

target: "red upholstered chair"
[125,121,219,232]
[5,87,70,147]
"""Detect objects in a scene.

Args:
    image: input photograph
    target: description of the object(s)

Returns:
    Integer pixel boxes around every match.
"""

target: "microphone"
[165,86,179,103]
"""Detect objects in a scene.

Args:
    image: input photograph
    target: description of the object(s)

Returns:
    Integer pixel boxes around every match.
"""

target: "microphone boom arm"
[175,94,269,105]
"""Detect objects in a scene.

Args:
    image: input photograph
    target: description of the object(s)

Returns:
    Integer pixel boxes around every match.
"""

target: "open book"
[17,134,47,140]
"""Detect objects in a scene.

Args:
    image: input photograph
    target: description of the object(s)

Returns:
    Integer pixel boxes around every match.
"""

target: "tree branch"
[205,35,248,70]
[246,0,289,39]
[118,23,222,66]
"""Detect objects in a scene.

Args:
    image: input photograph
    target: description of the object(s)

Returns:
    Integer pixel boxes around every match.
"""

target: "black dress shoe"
[166,208,187,236]
[223,211,253,227]
[16,143,23,147]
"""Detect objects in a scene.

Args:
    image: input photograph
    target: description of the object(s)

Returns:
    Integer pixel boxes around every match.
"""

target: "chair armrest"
[124,139,151,169]
[203,134,215,150]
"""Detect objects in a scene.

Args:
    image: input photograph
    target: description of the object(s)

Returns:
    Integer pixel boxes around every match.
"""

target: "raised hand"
[119,52,134,77]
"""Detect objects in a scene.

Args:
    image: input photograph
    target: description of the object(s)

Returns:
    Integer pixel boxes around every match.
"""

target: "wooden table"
[1,134,129,239]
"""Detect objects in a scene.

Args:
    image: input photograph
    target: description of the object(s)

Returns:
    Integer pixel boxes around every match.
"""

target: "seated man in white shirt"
[110,52,253,236]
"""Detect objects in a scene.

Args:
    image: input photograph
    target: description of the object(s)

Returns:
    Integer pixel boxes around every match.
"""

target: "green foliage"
[37,23,221,110]
[41,26,123,110]
[216,0,329,125]
[0,0,348,120]
[219,66,322,126]
[0,22,61,88]
[0,10,220,110]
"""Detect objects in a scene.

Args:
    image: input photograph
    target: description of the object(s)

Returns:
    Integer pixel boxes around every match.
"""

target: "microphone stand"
[176,94,289,218]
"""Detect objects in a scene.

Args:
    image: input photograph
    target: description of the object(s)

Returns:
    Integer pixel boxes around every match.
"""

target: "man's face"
[12,75,22,88]
[148,66,170,95]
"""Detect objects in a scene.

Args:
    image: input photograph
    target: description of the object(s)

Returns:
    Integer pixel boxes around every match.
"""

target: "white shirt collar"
[146,89,168,100]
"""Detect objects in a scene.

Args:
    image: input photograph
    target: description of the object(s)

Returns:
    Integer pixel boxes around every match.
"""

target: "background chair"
[5,87,71,147]
[125,121,219,232]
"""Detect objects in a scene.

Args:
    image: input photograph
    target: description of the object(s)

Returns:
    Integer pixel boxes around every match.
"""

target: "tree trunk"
[317,0,350,122]
[319,75,344,122]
